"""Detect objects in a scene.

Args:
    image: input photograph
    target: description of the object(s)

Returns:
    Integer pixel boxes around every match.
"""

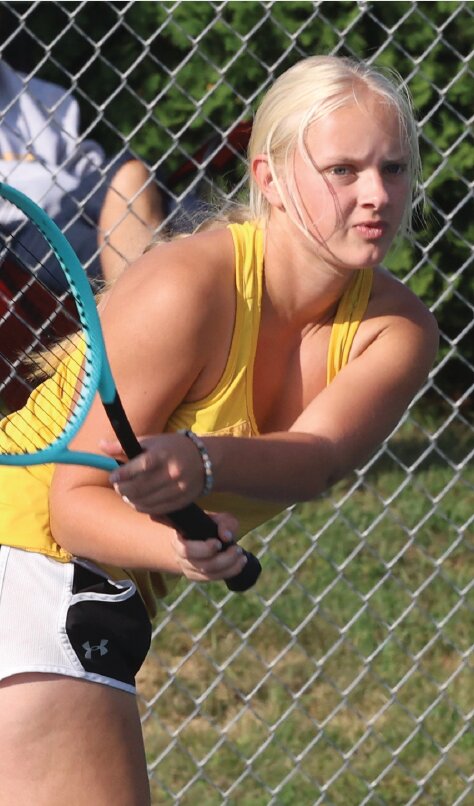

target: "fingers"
[104,435,245,585]
[172,533,247,582]
[100,437,165,480]
[212,511,239,546]
[105,434,204,514]
[105,443,153,482]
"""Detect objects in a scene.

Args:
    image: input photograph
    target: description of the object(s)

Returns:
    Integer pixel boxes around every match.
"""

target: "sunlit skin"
[269,91,412,276]
[49,87,437,548]
[0,63,440,806]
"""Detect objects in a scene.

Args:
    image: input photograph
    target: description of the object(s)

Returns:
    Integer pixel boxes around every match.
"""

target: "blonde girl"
[0,56,438,805]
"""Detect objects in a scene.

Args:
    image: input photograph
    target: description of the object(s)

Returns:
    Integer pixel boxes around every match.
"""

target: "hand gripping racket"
[0,182,261,592]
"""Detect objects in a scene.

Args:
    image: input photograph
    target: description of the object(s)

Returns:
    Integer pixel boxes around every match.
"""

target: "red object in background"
[0,257,77,411]
[167,120,253,188]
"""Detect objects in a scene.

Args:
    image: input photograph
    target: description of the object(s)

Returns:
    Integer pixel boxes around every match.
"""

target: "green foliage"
[1,1,472,397]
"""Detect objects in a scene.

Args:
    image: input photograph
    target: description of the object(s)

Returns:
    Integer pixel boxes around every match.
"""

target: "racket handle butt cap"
[226,551,262,592]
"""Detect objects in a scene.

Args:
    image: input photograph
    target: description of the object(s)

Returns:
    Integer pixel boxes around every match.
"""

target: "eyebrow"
[317,154,410,167]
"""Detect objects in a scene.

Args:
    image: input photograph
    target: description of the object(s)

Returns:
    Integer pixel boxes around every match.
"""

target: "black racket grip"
[167,502,262,592]
[104,399,261,592]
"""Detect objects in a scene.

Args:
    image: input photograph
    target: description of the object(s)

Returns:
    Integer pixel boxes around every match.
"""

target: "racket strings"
[1,212,94,456]
[0,338,89,456]
[1,228,79,327]
[1,335,92,456]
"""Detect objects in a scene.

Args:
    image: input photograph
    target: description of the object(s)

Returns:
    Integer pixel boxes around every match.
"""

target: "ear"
[251,154,285,209]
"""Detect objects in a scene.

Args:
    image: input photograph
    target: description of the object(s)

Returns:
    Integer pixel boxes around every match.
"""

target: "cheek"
[397,179,411,207]
[390,180,411,223]
[293,170,340,227]
[388,168,411,198]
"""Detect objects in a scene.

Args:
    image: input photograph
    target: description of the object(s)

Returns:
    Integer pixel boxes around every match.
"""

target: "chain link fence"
[0,2,472,804]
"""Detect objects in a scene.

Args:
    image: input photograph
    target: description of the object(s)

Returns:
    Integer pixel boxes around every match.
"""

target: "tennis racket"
[0,182,261,592]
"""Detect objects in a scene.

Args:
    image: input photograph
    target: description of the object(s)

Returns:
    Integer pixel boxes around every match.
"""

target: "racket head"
[0,184,262,591]
[0,182,116,470]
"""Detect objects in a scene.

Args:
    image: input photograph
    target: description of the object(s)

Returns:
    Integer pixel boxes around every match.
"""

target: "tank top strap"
[326,268,374,385]
[228,219,264,370]
[231,220,264,302]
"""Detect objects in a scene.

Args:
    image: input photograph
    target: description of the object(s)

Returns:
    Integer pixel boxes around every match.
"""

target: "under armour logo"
[82,639,109,660]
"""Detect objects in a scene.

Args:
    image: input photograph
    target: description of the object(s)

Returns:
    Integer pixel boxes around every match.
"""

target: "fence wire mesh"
[0,2,472,804]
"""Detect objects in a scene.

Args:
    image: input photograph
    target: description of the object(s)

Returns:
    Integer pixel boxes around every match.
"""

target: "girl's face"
[287,91,411,270]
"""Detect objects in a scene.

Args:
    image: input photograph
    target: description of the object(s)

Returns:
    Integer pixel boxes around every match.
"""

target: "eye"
[384,162,408,176]
[329,165,352,176]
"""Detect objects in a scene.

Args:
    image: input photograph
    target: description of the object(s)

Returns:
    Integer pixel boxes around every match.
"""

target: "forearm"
[209,432,337,503]
[104,430,342,517]
[50,484,184,573]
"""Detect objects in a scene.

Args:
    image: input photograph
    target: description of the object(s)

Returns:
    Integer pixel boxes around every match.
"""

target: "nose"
[359,169,390,209]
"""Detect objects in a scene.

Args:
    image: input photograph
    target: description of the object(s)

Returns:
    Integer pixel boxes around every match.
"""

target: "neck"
[262,218,356,331]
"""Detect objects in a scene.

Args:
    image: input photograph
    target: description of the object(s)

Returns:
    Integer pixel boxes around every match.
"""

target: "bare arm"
[49,228,246,580]
[106,284,439,509]
[215,303,438,500]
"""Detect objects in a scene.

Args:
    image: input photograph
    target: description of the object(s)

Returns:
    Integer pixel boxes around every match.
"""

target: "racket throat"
[103,394,143,459]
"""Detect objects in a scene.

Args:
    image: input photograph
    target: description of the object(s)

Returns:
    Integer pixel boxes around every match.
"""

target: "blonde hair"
[248,55,422,237]
[30,57,421,381]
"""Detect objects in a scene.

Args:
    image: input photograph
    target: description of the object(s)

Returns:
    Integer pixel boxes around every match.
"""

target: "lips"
[354,221,387,239]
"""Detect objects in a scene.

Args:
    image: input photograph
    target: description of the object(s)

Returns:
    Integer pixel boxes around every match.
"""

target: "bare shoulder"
[110,226,234,302]
[96,226,237,407]
[100,227,235,335]
[356,266,439,371]
[372,267,437,323]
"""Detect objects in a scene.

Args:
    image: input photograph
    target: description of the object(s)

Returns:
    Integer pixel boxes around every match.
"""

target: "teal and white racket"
[0,182,261,592]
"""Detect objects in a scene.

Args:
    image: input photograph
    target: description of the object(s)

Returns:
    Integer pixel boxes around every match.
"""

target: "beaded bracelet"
[180,429,214,496]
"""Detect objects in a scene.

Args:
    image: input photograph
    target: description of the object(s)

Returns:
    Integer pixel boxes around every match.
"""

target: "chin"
[334,252,384,272]
[352,242,390,268]
[319,236,391,272]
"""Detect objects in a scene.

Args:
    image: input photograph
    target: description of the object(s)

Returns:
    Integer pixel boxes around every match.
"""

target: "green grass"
[138,412,473,804]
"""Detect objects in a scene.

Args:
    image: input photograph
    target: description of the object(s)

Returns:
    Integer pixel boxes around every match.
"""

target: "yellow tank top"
[0,221,373,616]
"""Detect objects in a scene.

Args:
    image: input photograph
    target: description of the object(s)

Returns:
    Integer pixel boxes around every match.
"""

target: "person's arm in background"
[98,158,165,283]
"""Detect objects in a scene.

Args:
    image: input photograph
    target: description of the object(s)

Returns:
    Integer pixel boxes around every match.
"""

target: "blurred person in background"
[0,58,164,286]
